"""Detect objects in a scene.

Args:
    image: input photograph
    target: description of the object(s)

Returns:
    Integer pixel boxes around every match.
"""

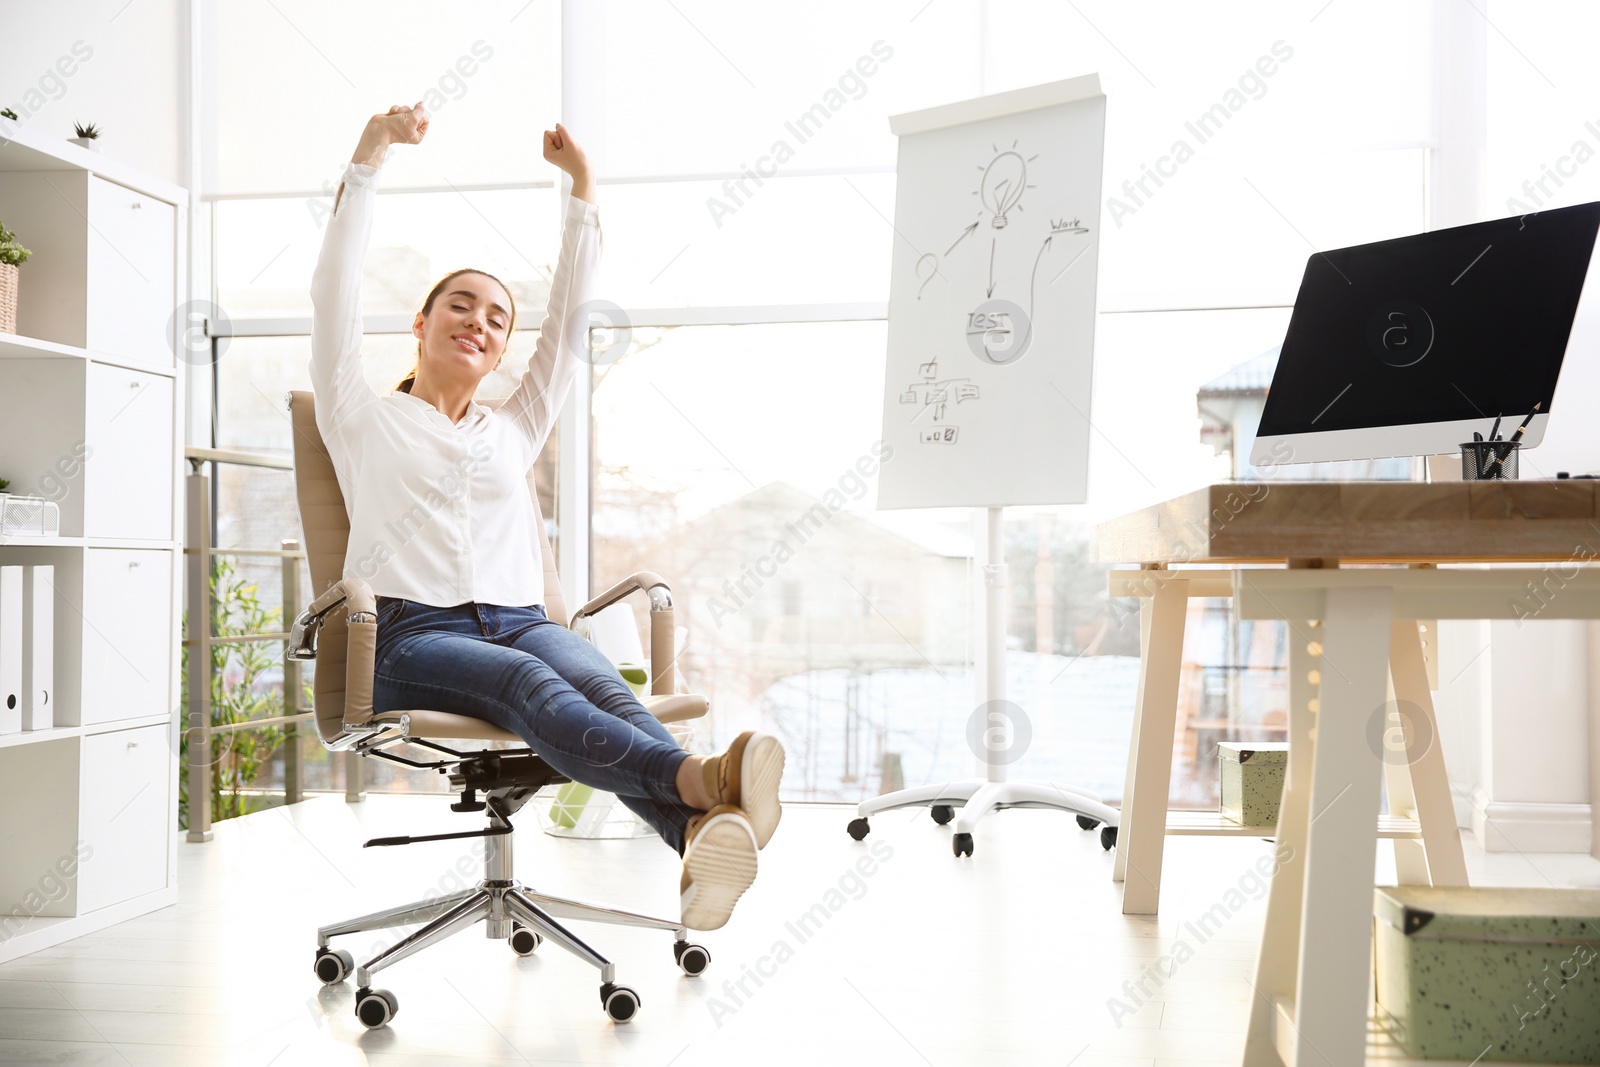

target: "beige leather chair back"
[287,390,568,743]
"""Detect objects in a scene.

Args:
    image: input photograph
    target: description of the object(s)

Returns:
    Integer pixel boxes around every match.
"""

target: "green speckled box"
[1373,886,1600,1063]
[1217,741,1287,826]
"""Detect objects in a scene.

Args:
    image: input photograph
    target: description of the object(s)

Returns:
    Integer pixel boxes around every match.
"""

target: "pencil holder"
[1461,440,1520,480]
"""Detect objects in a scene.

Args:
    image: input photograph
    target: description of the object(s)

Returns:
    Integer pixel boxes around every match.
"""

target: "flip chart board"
[878,74,1106,509]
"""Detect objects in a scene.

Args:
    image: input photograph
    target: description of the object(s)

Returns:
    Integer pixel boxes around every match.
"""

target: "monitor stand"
[845,506,1121,856]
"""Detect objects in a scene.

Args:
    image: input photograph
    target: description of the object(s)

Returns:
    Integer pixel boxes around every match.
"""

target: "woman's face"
[414,272,513,379]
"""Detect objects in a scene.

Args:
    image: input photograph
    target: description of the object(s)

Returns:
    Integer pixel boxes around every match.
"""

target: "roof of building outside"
[1199,346,1280,397]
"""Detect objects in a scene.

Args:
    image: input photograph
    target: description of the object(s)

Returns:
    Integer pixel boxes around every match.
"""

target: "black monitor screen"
[1256,202,1600,437]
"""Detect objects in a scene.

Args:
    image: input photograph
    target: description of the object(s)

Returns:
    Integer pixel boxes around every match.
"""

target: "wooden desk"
[1097,481,1600,1067]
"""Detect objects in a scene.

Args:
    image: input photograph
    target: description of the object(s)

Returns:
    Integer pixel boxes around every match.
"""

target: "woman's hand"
[374,102,430,145]
[351,102,429,169]
[543,122,594,203]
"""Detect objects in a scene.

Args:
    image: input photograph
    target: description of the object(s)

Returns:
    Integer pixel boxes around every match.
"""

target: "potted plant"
[0,222,31,334]
[0,478,10,496]
[69,121,101,151]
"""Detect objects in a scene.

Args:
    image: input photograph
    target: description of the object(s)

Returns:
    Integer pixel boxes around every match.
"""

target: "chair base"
[848,778,1122,856]
[307,754,707,1026]
[314,876,700,1026]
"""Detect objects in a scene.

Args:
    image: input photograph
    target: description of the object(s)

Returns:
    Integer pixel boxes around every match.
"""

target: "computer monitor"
[1250,202,1600,466]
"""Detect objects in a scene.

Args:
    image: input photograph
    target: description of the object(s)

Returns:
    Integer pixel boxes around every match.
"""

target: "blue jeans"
[371,597,696,854]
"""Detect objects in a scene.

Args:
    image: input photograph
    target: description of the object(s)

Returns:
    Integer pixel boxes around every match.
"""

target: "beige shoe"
[679,804,758,931]
[702,731,785,849]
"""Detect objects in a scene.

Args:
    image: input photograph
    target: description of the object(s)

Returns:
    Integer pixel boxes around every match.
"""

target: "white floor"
[1,795,1597,1067]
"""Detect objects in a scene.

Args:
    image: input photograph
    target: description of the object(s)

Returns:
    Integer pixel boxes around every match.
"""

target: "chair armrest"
[287,577,376,658]
[571,571,678,697]
[572,570,669,622]
[286,576,378,731]
[344,584,378,729]
[640,693,708,724]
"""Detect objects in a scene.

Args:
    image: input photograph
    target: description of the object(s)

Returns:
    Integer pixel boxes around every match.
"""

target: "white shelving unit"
[0,119,186,963]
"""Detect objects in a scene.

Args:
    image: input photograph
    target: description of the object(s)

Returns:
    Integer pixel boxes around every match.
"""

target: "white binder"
[0,565,21,734]
[21,565,53,731]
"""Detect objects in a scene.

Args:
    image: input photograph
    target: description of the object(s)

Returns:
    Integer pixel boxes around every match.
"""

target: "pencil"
[1507,401,1543,444]
[1485,402,1542,478]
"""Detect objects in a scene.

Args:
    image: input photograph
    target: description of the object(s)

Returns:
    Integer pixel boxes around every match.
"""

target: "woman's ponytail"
[395,351,420,394]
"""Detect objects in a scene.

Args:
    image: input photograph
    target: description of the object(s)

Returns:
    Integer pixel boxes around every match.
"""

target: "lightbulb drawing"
[978,145,1031,229]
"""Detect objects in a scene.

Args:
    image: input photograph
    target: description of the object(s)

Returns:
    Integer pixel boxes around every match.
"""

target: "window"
[207,0,1444,807]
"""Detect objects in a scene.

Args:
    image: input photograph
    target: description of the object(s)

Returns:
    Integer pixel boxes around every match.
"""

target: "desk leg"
[1381,661,1429,885]
[1112,596,1154,885]
[1292,586,1392,1067]
[1244,616,1320,1066]
[1388,618,1468,887]
[1118,579,1188,915]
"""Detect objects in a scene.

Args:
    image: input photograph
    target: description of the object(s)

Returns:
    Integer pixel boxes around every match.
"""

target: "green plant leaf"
[178,554,290,828]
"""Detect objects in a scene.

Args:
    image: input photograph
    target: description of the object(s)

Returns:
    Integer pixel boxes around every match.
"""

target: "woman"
[309,102,783,931]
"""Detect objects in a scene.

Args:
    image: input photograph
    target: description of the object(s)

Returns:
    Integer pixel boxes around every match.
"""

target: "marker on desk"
[1475,416,1502,478]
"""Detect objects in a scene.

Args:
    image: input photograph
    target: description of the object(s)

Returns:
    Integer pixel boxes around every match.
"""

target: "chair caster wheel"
[355,988,398,1029]
[847,817,870,841]
[931,804,955,825]
[313,947,353,985]
[952,832,974,857]
[1101,825,1117,850]
[600,982,640,1022]
[1076,814,1100,831]
[674,941,711,976]
[510,923,542,956]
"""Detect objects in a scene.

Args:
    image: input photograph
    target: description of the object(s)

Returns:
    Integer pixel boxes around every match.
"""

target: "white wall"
[1487,621,1591,807]
[0,0,205,451]
[1484,621,1592,847]
[1437,617,1593,852]
[1424,0,1594,852]
[0,0,187,189]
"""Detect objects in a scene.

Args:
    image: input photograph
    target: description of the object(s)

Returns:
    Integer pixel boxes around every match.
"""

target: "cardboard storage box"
[1373,885,1600,1063]
[1218,741,1287,826]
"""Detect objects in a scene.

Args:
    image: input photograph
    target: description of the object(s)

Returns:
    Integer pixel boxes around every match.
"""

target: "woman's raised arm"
[499,123,601,457]
[308,104,429,441]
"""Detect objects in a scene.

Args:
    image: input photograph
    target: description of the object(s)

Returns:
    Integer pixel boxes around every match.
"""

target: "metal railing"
[182,446,362,843]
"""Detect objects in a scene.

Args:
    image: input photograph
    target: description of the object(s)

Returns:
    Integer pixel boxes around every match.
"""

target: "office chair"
[284,389,711,1029]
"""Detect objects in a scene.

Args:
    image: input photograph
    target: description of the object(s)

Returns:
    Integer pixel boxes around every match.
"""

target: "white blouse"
[307,159,602,608]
